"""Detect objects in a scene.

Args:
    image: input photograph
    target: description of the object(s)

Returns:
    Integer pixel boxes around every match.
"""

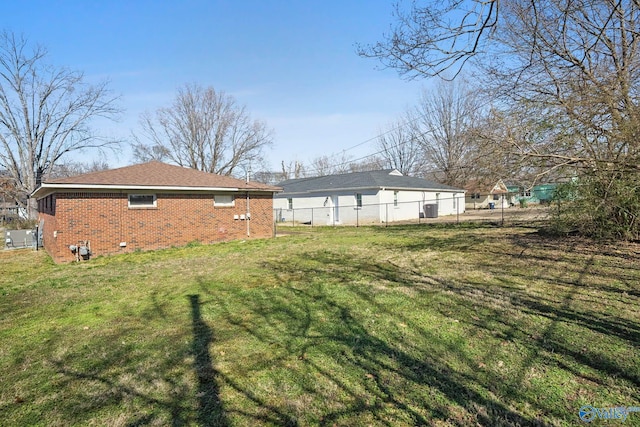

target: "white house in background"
[274,169,466,225]
[464,179,513,210]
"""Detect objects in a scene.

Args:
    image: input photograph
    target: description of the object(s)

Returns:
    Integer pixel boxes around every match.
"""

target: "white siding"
[276,189,465,225]
[465,194,510,210]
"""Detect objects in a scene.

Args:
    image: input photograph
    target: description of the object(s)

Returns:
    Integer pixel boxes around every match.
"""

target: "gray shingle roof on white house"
[276,169,465,196]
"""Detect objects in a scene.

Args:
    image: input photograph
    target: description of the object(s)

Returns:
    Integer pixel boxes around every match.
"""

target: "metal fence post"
[385,203,388,227]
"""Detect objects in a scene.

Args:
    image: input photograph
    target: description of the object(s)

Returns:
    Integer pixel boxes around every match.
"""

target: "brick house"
[31,161,281,263]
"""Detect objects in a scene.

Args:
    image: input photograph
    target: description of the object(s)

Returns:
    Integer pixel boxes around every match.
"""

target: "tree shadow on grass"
[198,255,557,425]
[206,240,638,425]
[50,351,189,426]
[46,295,231,426]
[193,280,301,426]
[188,294,229,427]
[370,226,640,346]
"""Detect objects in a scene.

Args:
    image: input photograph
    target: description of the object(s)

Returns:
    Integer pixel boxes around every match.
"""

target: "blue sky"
[2,1,429,171]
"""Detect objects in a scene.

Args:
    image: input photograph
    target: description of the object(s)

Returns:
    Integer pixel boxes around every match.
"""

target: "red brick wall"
[39,191,274,263]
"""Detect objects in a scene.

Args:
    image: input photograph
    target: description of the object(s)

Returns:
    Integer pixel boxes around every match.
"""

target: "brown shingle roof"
[45,161,279,191]
[464,178,508,194]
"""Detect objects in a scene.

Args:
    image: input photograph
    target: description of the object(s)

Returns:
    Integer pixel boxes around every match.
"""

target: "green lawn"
[1,225,638,426]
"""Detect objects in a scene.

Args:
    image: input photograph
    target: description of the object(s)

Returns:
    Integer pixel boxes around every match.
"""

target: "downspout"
[246,170,251,237]
[120,190,124,248]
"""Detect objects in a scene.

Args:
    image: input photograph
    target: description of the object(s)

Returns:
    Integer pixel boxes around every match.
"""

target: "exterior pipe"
[246,192,250,237]
[246,170,251,237]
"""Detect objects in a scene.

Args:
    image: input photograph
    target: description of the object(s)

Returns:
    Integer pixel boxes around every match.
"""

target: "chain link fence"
[4,228,38,250]
[3,221,43,250]
[274,193,553,233]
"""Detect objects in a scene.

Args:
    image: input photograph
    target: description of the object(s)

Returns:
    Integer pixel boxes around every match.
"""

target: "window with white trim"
[355,193,362,208]
[214,194,235,207]
[287,198,293,210]
[128,194,156,208]
[394,191,399,207]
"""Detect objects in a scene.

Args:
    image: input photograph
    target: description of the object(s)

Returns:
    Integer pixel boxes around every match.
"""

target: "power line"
[262,88,498,180]
[333,113,423,155]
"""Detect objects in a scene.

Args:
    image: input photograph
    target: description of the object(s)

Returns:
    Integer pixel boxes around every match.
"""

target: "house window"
[453,196,456,209]
[520,188,531,197]
[41,195,53,212]
[128,194,156,208]
[355,193,362,208]
[214,194,235,207]
[287,198,293,210]
[394,191,398,207]
[471,193,481,199]
[493,194,500,201]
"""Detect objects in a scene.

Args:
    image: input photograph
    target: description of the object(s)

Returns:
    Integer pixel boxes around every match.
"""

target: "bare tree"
[484,1,640,174]
[347,156,385,173]
[376,119,424,175]
[0,31,120,216]
[410,78,483,187]
[363,0,640,238]
[470,106,568,187]
[362,1,640,175]
[357,0,499,79]
[307,155,334,177]
[305,153,349,176]
[281,160,304,180]
[48,159,111,179]
[251,161,305,185]
[132,83,273,176]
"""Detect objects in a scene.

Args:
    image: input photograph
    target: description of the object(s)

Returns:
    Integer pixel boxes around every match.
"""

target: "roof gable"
[465,178,510,194]
[490,179,509,194]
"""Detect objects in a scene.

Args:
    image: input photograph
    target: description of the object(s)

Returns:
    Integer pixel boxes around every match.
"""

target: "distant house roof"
[276,169,465,196]
[31,161,281,199]
[465,178,509,195]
